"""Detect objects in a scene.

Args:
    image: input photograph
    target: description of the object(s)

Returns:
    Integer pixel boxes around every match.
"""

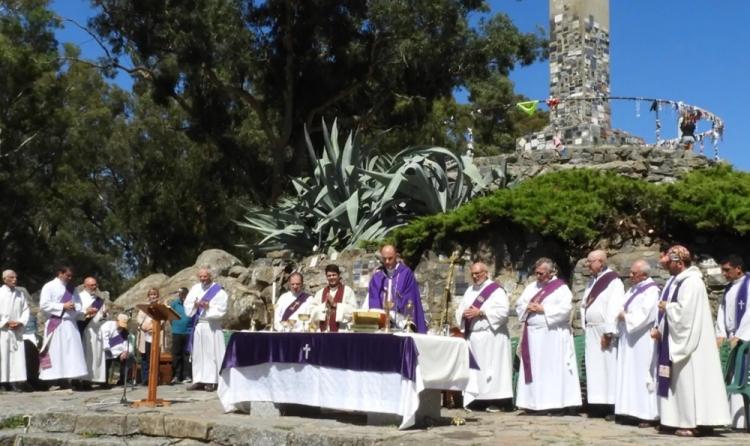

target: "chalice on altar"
[404,301,416,333]
[284,319,295,332]
[298,313,311,332]
[383,300,395,333]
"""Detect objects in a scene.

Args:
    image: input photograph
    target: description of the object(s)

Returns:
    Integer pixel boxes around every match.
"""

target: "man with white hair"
[614,259,660,426]
[78,277,108,388]
[654,245,730,436]
[0,270,30,390]
[515,258,581,412]
[580,249,624,418]
[39,266,88,387]
[185,266,227,392]
[455,261,512,411]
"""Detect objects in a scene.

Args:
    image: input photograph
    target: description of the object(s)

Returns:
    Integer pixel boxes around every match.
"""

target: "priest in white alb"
[455,261,512,411]
[274,272,312,331]
[715,254,750,429]
[655,245,730,437]
[580,250,625,417]
[185,266,228,392]
[78,276,108,387]
[614,259,660,426]
[39,266,88,385]
[310,264,358,332]
[515,257,581,412]
[0,270,30,387]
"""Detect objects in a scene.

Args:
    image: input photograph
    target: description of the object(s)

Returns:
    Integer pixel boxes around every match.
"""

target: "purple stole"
[724,274,750,334]
[584,270,619,309]
[82,296,104,327]
[44,286,75,337]
[319,287,344,332]
[40,285,75,369]
[186,283,222,353]
[109,330,127,348]
[623,281,659,312]
[281,292,310,322]
[657,277,684,398]
[520,278,566,383]
[462,282,502,340]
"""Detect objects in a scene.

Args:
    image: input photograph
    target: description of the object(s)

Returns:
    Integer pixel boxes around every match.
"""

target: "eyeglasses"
[470,271,486,276]
[534,271,546,276]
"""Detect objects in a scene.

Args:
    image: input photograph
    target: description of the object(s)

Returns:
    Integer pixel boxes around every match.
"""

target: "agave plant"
[237,119,498,255]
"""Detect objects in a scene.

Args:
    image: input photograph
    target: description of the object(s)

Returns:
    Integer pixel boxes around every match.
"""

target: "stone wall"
[477,144,716,185]
[109,243,730,341]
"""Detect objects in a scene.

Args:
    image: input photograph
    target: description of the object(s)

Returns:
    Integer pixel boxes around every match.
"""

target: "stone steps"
[1,411,382,446]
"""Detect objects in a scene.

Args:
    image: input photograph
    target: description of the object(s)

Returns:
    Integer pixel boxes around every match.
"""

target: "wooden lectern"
[132,303,180,408]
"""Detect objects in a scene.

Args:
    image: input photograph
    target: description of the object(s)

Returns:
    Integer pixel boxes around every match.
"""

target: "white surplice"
[580,267,625,405]
[714,274,750,429]
[185,282,227,385]
[79,289,108,383]
[614,278,660,420]
[39,278,87,380]
[311,285,358,330]
[454,279,512,405]
[658,266,731,428]
[0,285,30,382]
[273,291,313,331]
[515,278,582,411]
[101,320,134,358]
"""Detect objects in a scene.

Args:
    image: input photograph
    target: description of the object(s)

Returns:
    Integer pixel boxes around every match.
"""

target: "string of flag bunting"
[512,96,724,158]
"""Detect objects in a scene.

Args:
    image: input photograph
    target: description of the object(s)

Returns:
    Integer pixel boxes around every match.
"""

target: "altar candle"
[271,281,277,306]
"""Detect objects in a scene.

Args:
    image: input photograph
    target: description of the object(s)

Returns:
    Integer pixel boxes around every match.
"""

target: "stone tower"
[549,0,610,129]
[517,0,642,151]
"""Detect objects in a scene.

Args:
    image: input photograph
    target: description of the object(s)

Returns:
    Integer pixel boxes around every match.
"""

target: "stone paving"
[0,385,746,445]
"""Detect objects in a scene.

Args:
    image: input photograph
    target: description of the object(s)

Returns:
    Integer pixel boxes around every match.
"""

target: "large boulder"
[114,273,169,310]
[194,249,243,276]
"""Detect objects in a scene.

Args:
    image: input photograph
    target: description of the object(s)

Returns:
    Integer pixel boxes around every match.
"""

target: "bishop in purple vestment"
[365,245,427,333]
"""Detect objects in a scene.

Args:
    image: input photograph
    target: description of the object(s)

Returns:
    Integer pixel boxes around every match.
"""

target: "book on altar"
[353,310,387,329]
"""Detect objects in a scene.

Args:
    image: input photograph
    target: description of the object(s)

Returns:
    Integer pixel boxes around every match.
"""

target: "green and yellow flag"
[516,100,539,116]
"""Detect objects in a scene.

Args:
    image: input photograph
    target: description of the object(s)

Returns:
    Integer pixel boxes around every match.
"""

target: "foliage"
[238,119,493,255]
[388,166,750,264]
[665,164,750,234]
[90,0,546,200]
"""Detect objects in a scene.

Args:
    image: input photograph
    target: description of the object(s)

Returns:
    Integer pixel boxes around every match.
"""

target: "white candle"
[271,281,277,306]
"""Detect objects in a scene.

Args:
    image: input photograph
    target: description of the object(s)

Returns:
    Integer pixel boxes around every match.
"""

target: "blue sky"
[52,0,749,171]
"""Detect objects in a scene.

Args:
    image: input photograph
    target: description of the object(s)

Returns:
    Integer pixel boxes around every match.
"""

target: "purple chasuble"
[187,283,222,353]
[520,278,566,383]
[281,292,310,322]
[623,281,659,312]
[584,270,619,309]
[367,263,427,333]
[657,277,685,398]
[462,282,502,340]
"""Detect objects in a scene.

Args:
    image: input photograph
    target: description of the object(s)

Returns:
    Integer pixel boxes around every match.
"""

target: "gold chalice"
[298,313,310,332]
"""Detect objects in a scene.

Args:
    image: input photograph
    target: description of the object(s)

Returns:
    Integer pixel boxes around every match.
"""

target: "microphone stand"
[121,329,133,405]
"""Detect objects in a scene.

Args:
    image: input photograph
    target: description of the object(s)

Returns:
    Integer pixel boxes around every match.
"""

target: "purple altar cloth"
[221,332,418,381]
